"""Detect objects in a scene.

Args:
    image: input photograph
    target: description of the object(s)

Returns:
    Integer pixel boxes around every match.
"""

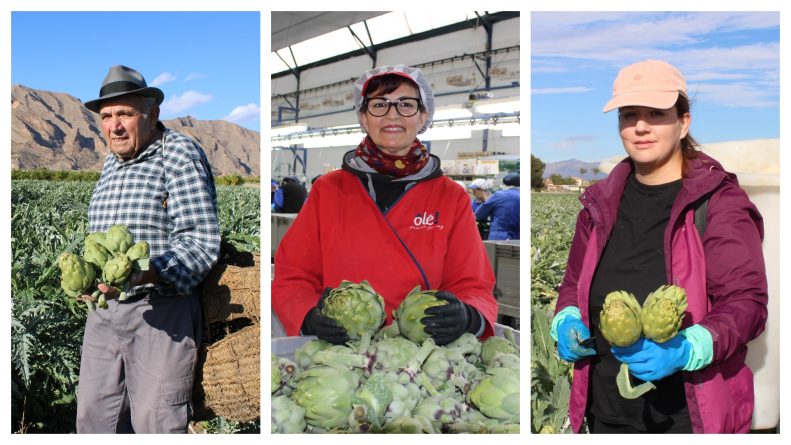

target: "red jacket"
[557,152,767,433]
[272,169,498,337]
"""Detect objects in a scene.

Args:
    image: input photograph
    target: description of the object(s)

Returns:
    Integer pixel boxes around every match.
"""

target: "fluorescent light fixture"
[422,125,472,141]
[433,106,473,121]
[271,124,308,137]
[474,99,521,114]
[301,131,365,148]
[500,123,520,137]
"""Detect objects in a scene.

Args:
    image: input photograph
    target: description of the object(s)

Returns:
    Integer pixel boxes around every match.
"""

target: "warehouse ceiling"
[271,11,510,75]
[271,12,387,52]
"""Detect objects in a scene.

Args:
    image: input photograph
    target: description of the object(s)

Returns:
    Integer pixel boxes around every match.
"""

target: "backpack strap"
[692,193,711,240]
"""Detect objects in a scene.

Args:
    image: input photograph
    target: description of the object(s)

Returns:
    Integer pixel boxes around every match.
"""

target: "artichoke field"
[12,179,260,433]
[272,293,521,434]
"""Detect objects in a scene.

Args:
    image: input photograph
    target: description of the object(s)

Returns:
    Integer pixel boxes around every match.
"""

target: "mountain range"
[11,85,260,176]
[543,159,606,181]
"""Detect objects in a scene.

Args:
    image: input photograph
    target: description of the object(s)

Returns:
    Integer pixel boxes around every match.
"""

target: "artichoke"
[85,232,106,246]
[369,337,419,373]
[271,355,281,394]
[82,238,112,272]
[101,224,134,254]
[641,284,688,343]
[271,395,307,433]
[413,395,466,431]
[291,365,360,429]
[347,374,393,432]
[58,252,96,297]
[488,352,520,370]
[599,290,643,347]
[126,241,149,261]
[383,415,431,434]
[102,253,132,286]
[468,367,519,421]
[480,336,518,366]
[393,286,448,343]
[294,339,335,371]
[321,280,386,340]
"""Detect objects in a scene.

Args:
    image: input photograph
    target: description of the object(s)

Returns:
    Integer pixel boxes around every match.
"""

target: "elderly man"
[76,65,220,433]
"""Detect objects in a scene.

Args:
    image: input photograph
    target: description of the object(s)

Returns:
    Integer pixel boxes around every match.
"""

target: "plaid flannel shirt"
[88,124,221,298]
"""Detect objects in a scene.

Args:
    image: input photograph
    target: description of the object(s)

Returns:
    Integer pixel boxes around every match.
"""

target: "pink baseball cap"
[602,60,687,113]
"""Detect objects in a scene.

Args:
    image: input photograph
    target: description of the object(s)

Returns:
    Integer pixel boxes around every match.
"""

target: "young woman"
[551,60,767,433]
[272,65,498,346]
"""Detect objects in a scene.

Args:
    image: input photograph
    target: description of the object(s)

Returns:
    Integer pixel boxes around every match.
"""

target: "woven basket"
[201,255,260,325]
[195,323,260,422]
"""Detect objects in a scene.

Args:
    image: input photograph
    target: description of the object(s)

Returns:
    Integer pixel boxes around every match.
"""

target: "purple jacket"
[556,152,768,433]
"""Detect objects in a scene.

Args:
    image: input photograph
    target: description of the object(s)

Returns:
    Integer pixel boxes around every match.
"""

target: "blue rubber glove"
[556,316,597,362]
[611,336,691,382]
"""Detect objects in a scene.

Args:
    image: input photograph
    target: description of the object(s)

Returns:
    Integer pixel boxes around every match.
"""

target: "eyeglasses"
[365,97,421,117]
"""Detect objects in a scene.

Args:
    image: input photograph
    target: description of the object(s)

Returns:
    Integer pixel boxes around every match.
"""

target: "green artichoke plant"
[599,290,643,347]
[468,367,519,421]
[102,253,132,286]
[641,284,688,343]
[101,224,134,254]
[393,286,448,343]
[271,394,307,433]
[292,365,361,429]
[58,252,96,297]
[321,280,386,340]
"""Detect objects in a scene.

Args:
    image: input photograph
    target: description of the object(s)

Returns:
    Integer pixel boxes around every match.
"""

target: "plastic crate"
[271,213,298,259]
[483,240,520,318]
[272,323,519,360]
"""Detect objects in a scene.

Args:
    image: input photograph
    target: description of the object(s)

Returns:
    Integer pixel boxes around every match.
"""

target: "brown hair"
[675,93,699,160]
[359,74,426,112]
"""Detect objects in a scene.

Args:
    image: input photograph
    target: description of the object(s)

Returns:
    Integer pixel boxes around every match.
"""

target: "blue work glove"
[611,336,691,382]
[556,316,597,362]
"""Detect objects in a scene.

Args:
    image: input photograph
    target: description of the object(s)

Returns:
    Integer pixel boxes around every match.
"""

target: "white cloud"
[150,72,177,87]
[160,90,213,116]
[531,12,779,109]
[693,82,778,108]
[532,12,779,69]
[532,87,592,95]
[185,72,208,81]
[223,103,260,124]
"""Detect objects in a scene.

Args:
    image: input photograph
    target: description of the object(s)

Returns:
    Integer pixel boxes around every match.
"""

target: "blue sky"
[11,11,261,131]
[531,11,780,164]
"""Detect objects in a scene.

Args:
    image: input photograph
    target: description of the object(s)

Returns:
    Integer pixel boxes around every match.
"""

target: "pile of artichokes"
[58,224,150,311]
[598,284,688,399]
[272,281,520,434]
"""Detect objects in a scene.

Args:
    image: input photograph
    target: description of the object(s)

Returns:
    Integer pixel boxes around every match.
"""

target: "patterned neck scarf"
[354,136,429,178]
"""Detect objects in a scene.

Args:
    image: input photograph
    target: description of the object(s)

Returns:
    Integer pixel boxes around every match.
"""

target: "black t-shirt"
[587,174,691,432]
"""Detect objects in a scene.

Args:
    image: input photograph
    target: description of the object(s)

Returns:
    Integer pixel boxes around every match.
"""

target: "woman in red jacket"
[272,65,498,346]
[551,60,767,433]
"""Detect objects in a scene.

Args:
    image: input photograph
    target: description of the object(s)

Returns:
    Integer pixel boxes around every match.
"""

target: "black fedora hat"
[83,65,164,113]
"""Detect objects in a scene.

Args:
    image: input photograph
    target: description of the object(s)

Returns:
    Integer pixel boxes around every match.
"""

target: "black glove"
[300,288,349,345]
[421,290,482,346]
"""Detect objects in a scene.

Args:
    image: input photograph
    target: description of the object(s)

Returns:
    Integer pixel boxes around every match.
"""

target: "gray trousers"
[76,293,202,433]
